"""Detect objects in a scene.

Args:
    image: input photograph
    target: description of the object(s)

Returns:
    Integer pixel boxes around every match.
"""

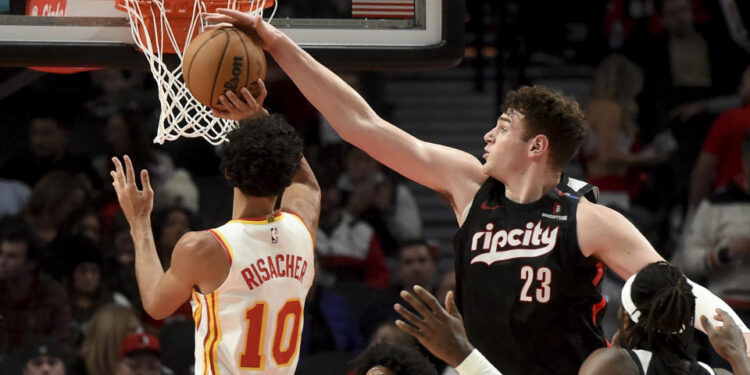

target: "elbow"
[142,300,172,321]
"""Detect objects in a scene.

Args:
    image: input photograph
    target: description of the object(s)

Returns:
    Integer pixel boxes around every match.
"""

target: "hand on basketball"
[701,309,749,363]
[211,79,269,121]
[202,9,284,51]
[111,155,154,231]
[394,286,474,367]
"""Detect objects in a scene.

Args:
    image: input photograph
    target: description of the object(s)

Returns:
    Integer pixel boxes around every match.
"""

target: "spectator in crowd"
[23,171,86,244]
[364,240,438,338]
[338,147,422,254]
[436,270,456,306]
[61,236,131,339]
[115,333,163,375]
[673,128,750,365]
[315,172,390,289]
[688,65,750,214]
[352,342,436,375]
[81,304,142,375]
[369,323,417,349]
[0,115,98,191]
[102,212,142,312]
[59,206,102,247]
[583,54,670,210]
[301,258,365,359]
[0,221,73,356]
[0,178,31,219]
[20,337,72,375]
[91,109,175,191]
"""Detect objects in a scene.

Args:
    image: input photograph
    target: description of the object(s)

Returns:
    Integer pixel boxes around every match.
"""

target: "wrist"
[449,343,475,368]
[129,220,153,235]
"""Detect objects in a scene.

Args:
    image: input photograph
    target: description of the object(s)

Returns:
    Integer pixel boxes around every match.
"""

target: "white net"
[117,0,277,145]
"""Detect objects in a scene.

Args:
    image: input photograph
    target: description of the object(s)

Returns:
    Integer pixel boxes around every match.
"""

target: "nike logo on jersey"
[480,201,502,210]
[469,221,559,265]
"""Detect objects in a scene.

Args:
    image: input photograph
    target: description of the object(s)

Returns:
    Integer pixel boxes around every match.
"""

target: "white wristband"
[455,349,503,375]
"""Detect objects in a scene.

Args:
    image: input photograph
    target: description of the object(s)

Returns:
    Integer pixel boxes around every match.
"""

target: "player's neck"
[232,188,278,220]
[503,166,561,204]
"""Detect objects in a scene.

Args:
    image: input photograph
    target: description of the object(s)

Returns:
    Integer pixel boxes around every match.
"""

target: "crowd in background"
[1,0,750,374]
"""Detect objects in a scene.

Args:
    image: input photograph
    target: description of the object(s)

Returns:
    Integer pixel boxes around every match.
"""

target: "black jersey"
[453,176,607,375]
[627,349,716,375]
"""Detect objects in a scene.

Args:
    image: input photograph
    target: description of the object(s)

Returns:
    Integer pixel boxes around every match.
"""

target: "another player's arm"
[577,199,750,351]
[111,156,220,319]
[280,156,321,242]
[578,348,638,375]
[204,10,486,222]
[703,309,750,375]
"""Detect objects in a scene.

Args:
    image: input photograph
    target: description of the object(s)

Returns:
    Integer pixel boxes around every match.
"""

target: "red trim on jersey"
[207,292,220,375]
[591,262,607,329]
[235,210,282,222]
[592,262,604,286]
[208,229,232,267]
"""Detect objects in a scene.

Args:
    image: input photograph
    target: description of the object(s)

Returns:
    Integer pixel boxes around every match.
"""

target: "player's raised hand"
[701,309,750,365]
[212,79,269,121]
[395,286,474,367]
[111,155,154,231]
[202,9,284,51]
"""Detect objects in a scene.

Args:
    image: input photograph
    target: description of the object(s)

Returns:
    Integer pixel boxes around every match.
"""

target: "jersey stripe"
[229,211,284,225]
[207,292,221,375]
[192,291,203,331]
[209,229,234,266]
[201,293,213,375]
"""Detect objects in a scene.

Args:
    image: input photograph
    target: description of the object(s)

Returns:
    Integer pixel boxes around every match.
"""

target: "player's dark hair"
[353,343,437,375]
[501,86,586,169]
[220,114,303,198]
[624,261,697,374]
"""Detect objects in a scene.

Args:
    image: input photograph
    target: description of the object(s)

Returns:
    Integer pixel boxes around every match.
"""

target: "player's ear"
[529,134,549,157]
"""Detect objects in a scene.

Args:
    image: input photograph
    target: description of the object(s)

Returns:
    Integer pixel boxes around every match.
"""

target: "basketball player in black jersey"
[203,9,750,375]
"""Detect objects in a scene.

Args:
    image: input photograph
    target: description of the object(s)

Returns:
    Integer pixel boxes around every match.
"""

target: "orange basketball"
[182,27,266,109]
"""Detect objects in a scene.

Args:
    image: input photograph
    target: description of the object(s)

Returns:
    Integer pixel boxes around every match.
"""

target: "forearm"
[292,157,319,194]
[455,350,503,375]
[268,34,379,144]
[688,279,750,348]
[130,221,167,315]
[729,355,750,375]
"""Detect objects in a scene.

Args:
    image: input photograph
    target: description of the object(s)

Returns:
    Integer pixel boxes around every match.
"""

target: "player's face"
[482,112,532,181]
[23,355,65,375]
[0,240,30,280]
[398,245,436,290]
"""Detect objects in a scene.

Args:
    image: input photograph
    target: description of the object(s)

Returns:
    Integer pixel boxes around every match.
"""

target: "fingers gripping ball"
[182,27,266,109]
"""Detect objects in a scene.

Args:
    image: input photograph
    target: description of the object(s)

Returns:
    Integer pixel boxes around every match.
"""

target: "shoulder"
[173,230,223,261]
[579,348,638,375]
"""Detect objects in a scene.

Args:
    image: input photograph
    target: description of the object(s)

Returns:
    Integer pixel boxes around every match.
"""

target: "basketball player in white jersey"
[111,110,320,374]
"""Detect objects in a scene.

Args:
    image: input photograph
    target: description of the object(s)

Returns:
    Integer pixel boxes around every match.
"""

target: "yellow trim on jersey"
[209,292,222,375]
[192,291,202,331]
[209,228,234,262]
[201,293,212,375]
[229,213,285,225]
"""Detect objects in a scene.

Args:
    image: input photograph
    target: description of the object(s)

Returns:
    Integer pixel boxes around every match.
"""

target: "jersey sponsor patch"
[469,221,560,265]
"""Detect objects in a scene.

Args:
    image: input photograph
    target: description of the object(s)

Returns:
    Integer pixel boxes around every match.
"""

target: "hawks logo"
[470,221,559,265]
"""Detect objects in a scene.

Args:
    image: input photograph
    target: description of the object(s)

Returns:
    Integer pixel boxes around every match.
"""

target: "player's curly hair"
[220,114,303,197]
[501,86,586,169]
[624,261,697,374]
[353,343,437,375]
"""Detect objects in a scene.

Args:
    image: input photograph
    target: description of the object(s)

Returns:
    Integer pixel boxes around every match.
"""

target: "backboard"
[0,0,463,70]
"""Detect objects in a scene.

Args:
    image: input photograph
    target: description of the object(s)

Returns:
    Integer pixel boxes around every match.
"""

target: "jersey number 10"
[239,299,303,369]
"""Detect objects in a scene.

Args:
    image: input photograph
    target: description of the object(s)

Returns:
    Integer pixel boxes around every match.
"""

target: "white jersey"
[191,211,315,375]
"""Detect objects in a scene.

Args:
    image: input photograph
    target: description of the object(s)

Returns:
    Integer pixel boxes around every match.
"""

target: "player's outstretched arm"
[280,156,321,243]
[577,199,750,352]
[394,287,502,375]
[204,10,486,222]
[112,156,220,319]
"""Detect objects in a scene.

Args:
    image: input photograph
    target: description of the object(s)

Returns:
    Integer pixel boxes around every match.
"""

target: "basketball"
[182,27,266,109]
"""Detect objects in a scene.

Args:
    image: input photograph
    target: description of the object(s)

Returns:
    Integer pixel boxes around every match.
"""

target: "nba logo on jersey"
[270,227,279,244]
[553,202,562,215]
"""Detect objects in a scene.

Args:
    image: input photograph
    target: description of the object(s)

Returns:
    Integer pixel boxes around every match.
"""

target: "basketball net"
[116,0,277,145]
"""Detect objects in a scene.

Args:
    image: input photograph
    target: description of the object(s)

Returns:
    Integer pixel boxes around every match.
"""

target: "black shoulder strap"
[563,175,599,203]
[626,350,646,375]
